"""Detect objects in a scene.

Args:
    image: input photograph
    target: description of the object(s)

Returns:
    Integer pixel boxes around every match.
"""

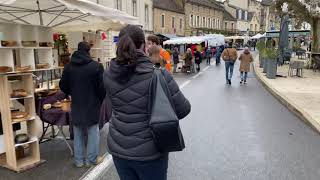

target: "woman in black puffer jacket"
[104,25,191,180]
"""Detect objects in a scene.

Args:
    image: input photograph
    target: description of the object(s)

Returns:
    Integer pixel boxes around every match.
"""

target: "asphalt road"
[98,55,320,180]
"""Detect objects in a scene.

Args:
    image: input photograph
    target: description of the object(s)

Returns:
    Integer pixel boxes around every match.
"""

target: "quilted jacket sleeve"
[162,70,191,120]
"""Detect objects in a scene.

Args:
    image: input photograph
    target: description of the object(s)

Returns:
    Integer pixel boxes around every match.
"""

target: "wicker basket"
[39,42,53,47]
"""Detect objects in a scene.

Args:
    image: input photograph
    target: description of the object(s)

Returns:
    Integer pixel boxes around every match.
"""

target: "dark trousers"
[113,156,168,180]
[196,63,201,71]
[206,57,211,65]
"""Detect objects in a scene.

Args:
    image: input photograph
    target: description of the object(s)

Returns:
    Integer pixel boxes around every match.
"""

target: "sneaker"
[244,81,247,84]
[74,163,84,168]
[228,79,232,85]
[240,80,243,84]
[86,156,104,167]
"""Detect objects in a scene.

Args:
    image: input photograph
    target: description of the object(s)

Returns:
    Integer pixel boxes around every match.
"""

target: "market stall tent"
[163,34,225,46]
[250,33,263,39]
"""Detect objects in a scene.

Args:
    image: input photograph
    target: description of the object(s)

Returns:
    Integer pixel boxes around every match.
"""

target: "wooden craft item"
[39,42,52,47]
[11,111,28,120]
[0,66,13,73]
[21,41,37,47]
[15,65,32,72]
[11,89,28,98]
[35,63,50,69]
[15,134,29,144]
[1,40,17,47]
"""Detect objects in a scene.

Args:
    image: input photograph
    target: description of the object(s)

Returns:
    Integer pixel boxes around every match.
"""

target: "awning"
[163,34,225,46]
[250,33,263,39]
[225,36,246,40]
[0,0,140,29]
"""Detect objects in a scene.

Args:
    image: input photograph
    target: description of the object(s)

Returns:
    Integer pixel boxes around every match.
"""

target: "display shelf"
[10,95,34,101]
[14,137,38,148]
[12,116,35,125]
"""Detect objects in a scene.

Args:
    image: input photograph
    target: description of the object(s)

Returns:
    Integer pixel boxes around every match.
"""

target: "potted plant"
[256,41,266,68]
[265,48,279,79]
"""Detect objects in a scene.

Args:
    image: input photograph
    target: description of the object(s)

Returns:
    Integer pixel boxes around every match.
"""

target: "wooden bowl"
[15,65,32,72]
[21,41,37,47]
[0,66,13,73]
[1,40,17,47]
[11,111,28,120]
[15,134,29,144]
[36,63,50,69]
[11,89,28,98]
[39,42,52,47]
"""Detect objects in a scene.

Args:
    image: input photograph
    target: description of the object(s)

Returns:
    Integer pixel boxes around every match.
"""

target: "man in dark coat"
[172,47,180,73]
[59,41,106,168]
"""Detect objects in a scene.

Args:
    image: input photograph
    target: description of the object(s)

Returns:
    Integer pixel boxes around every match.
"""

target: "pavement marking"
[202,66,210,72]
[192,72,203,79]
[179,80,191,89]
[80,154,113,180]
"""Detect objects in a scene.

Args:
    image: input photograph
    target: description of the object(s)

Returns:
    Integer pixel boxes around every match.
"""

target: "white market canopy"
[250,33,263,39]
[225,36,246,40]
[163,34,225,46]
[0,0,139,30]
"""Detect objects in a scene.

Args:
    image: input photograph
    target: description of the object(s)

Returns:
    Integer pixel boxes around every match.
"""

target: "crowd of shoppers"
[59,24,256,180]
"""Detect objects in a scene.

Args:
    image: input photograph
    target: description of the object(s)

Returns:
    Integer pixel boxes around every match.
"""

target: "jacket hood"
[71,51,92,65]
[107,50,154,83]
[244,49,250,55]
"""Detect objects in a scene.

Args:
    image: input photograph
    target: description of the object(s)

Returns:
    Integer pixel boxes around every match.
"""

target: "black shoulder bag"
[148,68,185,153]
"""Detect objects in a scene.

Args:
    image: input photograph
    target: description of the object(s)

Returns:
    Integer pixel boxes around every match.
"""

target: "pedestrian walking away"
[104,25,191,180]
[222,44,238,85]
[194,50,202,72]
[216,45,224,65]
[59,41,106,168]
[172,47,180,73]
[206,47,212,65]
[239,47,253,84]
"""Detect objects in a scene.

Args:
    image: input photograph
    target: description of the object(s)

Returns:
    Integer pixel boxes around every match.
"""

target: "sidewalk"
[254,55,320,132]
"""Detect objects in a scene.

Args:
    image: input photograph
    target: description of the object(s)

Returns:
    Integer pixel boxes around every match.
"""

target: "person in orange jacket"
[146,35,172,72]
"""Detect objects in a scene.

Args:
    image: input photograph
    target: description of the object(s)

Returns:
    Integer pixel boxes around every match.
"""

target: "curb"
[253,55,320,133]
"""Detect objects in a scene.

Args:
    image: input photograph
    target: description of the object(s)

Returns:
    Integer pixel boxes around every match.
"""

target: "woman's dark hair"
[116,25,145,65]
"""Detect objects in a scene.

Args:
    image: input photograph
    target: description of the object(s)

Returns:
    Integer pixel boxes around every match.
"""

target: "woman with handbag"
[104,25,191,180]
[221,44,238,85]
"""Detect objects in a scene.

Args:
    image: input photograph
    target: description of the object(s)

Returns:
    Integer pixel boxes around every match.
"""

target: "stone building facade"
[185,0,224,36]
[153,0,185,36]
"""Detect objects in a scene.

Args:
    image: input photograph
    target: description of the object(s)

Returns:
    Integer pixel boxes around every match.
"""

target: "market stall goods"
[0,66,13,73]
[1,40,17,47]
[36,63,50,69]
[11,89,28,98]
[14,134,29,144]
[39,42,52,47]
[61,99,71,112]
[21,41,37,47]
[15,65,32,72]
[11,111,28,120]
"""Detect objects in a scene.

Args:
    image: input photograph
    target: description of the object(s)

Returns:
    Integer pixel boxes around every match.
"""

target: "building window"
[203,17,205,27]
[115,0,121,10]
[255,24,258,31]
[250,24,253,31]
[161,14,165,28]
[172,17,175,28]
[238,10,242,20]
[132,0,137,16]
[217,19,220,29]
[225,22,227,30]
[208,18,211,28]
[212,19,215,29]
[244,11,248,21]
[231,23,234,30]
[145,5,149,27]
[190,14,193,27]
[180,18,183,30]
[197,16,200,27]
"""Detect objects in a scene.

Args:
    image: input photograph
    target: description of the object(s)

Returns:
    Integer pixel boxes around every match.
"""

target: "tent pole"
[37,0,44,25]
